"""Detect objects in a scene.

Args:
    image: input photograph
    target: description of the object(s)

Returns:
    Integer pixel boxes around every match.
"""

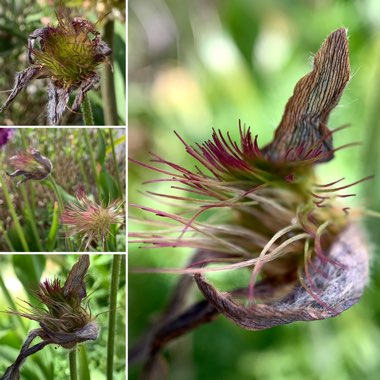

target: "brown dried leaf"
[194,224,369,330]
[264,28,350,163]
[0,67,42,113]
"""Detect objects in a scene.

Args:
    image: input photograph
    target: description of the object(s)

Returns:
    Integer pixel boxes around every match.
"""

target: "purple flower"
[0,128,13,147]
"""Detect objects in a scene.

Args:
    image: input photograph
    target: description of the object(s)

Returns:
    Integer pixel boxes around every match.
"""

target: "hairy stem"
[80,96,94,126]
[107,254,122,380]
[69,349,78,380]
[101,20,119,125]
[83,129,101,197]
[109,128,123,197]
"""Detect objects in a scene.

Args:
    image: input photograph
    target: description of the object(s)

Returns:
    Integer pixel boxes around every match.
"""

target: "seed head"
[61,188,125,249]
[1,256,99,380]
[130,29,371,330]
[0,10,111,125]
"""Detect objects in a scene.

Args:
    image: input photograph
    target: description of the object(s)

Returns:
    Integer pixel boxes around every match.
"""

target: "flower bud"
[6,149,52,185]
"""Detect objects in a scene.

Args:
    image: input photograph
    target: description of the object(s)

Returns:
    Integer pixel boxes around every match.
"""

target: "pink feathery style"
[61,188,125,249]
[130,29,371,330]
[0,128,13,147]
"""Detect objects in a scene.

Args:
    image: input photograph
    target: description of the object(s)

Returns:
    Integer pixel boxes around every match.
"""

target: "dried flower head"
[130,29,371,330]
[0,9,111,125]
[1,255,98,380]
[6,148,52,185]
[61,188,125,249]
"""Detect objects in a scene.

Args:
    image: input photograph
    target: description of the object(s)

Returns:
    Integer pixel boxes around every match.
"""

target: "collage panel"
[0,128,126,253]
[0,254,126,379]
[0,1,127,380]
[129,1,380,380]
[0,0,126,126]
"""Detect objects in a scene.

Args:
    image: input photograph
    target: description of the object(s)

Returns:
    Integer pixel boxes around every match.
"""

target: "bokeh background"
[0,254,126,380]
[0,0,126,125]
[129,0,380,379]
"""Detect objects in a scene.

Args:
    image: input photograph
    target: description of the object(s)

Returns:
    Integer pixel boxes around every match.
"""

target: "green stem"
[101,20,119,125]
[80,96,95,126]
[106,255,122,380]
[46,175,74,252]
[83,129,101,196]
[0,177,29,251]
[109,128,123,197]
[69,349,78,380]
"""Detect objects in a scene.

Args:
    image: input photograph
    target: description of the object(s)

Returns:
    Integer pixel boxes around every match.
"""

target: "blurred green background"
[129,0,380,379]
[0,0,126,125]
[0,254,126,379]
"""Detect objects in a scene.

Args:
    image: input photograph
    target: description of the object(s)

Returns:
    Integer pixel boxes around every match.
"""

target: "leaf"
[46,201,59,251]
[264,28,350,163]
[97,129,106,166]
[99,168,119,203]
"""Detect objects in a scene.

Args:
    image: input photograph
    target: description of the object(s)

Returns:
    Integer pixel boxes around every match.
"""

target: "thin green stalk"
[46,175,74,252]
[101,20,119,125]
[78,346,91,380]
[109,128,123,197]
[0,177,29,251]
[80,96,95,126]
[106,255,122,380]
[20,185,43,251]
[83,129,101,196]
[69,349,78,380]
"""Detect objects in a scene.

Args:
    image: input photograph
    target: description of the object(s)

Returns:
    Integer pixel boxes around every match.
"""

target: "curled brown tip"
[194,224,368,330]
[264,28,350,163]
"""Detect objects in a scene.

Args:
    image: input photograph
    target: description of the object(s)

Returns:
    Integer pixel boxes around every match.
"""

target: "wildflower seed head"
[8,256,98,349]
[7,149,52,184]
[32,13,110,88]
[130,29,371,330]
[61,188,125,249]
[0,9,111,125]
